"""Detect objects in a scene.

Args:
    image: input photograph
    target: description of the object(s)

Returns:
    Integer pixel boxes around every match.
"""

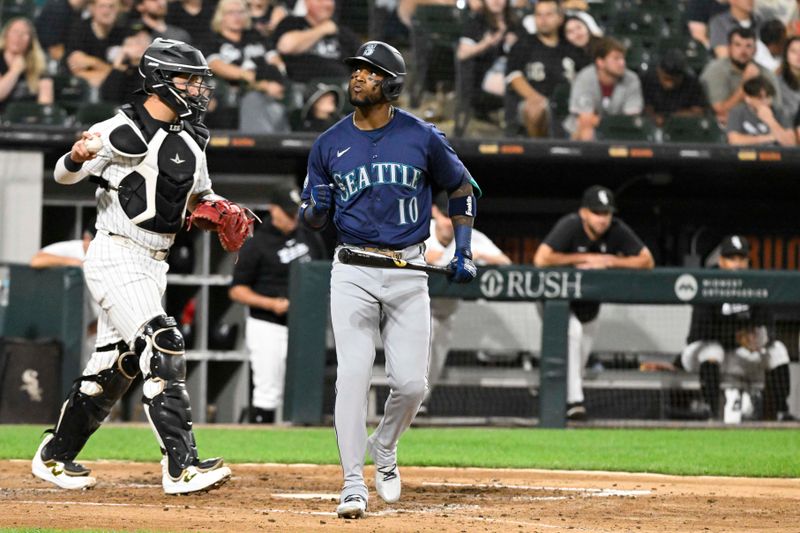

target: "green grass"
[3,425,799,478]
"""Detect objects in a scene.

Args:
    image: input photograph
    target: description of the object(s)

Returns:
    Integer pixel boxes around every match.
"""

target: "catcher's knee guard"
[137,315,199,477]
[44,342,139,462]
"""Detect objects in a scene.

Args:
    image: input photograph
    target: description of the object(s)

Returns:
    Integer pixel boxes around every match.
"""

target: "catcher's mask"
[344,41,406,101]
[139,38,214,121]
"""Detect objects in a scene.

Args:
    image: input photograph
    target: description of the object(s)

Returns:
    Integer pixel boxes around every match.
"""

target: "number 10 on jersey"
[398,197,419,225]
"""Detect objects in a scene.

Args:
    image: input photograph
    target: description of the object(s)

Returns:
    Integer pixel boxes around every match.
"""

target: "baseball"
[84,136,103,153]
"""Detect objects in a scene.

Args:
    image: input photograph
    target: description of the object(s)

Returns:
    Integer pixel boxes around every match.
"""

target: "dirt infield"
[1,460,798,532]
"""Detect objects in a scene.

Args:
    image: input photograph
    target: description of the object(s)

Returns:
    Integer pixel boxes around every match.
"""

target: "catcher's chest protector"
[114,120,202,235]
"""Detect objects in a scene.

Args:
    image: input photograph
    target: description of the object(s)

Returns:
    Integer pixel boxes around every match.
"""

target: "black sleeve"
[684,75,709,108]
[541,215,578,252]
[687,305,714,343]
[336,25,361,58]
[610,219,647,256]
[506,35,530,77]
[64,20,89,56]
[272,16,306,46]
[231,237,261,287]
[462,16,483,42]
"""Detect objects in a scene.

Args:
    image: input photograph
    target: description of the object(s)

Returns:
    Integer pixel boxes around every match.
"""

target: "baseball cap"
[659,48,687,77]
[268,186,301,214]
[719,235,750,257]
[581,185,616,213]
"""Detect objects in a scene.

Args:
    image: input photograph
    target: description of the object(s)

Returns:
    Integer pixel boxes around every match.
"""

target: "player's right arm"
[54,131,103,184]
[533,243,594,267]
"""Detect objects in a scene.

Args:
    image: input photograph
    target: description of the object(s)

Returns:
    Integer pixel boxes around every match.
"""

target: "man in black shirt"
[272,0,360,83]
[64,0,127,87]
[533,185,654,420]
[642,48,708,127]
[679,235,794,421]
[506,0,587,137]
[35,0,87,62]
[229,186,326,423]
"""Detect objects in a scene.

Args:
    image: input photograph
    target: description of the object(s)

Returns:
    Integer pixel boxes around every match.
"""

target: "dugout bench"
[284,262,800,428]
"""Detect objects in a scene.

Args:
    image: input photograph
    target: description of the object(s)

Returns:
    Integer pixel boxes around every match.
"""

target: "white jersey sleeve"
[41,240,87,260]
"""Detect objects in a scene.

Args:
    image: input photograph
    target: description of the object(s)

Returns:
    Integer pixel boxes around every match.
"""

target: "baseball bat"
[337,248,452,276]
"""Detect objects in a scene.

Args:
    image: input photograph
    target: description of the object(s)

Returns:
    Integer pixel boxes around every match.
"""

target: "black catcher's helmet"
[344,41,406,101]
[139,38,214,120]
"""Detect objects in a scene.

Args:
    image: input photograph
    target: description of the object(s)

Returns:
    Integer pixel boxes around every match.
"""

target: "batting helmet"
[139,38,214,121]
[344,41,406,101]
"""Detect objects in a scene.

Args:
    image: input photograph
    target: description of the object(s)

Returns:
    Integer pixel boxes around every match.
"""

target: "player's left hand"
[448,249,477,283]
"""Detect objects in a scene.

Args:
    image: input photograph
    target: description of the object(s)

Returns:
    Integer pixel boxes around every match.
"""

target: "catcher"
[32,38,255,494]
[678,235,794,421]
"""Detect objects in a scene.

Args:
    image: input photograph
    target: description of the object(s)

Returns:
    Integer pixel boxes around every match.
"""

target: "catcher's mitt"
[188,198,258,252]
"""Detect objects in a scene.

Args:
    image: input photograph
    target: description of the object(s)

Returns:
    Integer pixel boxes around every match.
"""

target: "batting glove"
[449,249,477,283]
[310,184,332,215]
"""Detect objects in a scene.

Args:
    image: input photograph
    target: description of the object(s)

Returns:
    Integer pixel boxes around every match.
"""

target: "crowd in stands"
[4,0,800,144]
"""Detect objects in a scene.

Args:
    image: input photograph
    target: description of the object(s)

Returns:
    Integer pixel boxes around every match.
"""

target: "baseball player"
[679,235,794,421]
[229,186,326,424]
[32,38,254,494]
[533,185,654,421]
[300,41,480,519]
[422,199,511,413]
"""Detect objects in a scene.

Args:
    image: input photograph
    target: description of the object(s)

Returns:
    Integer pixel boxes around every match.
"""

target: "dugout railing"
[284,262,800,428]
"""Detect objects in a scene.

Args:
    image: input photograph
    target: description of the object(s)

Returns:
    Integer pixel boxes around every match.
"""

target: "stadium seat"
[658,37,709,77]
[613,9,672,42]
[595,114,657,142]
[625,42,657,75]
[2,102,69,126]
[74,102,118,126]
[548,82,571,138]
[453,56,475,137]
[408,4,465,107]
[52,74,91,115]
[661,114,726,144]
[0,0,35,23]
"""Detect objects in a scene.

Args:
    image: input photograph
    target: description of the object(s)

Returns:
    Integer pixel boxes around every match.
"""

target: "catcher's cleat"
[161,456,231,495]
[367,434,401,503]
[336,494,367,519]
[32,434,96,490]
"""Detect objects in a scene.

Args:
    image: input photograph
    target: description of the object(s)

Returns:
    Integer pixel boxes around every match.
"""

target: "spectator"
[565,37,643,141]
[686,0,730,50]
[205,0,283,88]
[228,186,325,424]
[34,0,88,63]
[642,48,708,127]
[534,185,654,421]
[100,23,152,103]
[0,17,54,113]
[296,81,344,131]
[456,0,519,119]
[755,18,786,70]
[506,0,586,137]
[727,75,795,145]
[166,0,215,51]
[421,199,511,415]
[709,0,761,58]
[562,12,602,58]
[755,0,798,26]
[700,27,781,124]
[678,235,794,421]
[777,35,800,117]
[131,0,192,43]
[238,60,291,134]
[249,0,288,38]
[64,0,127,88]
[273,0,360,83]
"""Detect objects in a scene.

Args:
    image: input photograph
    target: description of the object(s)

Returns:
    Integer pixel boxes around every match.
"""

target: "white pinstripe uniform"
[54,110,210,390]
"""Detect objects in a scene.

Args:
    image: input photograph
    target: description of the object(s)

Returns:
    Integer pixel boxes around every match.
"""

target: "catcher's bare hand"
[71,131,101,163]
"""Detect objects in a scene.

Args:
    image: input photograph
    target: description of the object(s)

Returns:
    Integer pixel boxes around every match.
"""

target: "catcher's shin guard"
[43,342,139,462]
[138,315,199,478]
